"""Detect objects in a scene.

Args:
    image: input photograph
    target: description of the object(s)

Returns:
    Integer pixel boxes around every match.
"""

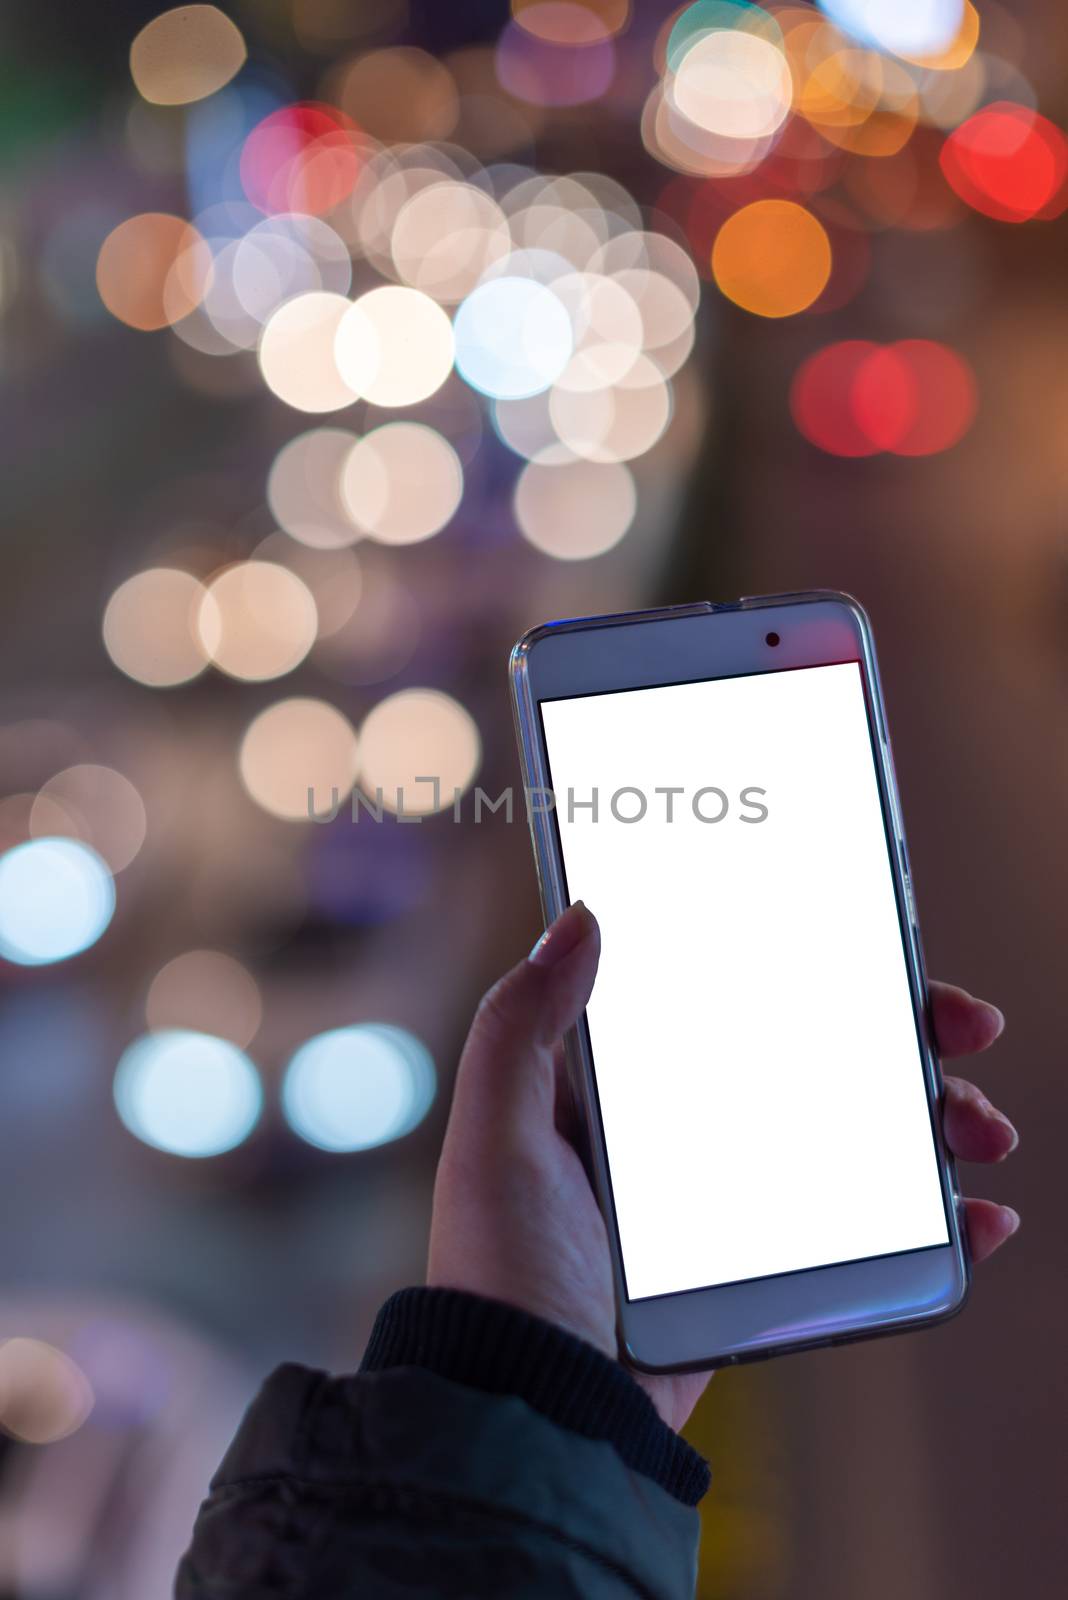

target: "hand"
[427,903,1019,1436]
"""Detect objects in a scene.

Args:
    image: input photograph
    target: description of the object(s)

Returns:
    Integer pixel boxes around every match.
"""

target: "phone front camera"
[765,631,780,647]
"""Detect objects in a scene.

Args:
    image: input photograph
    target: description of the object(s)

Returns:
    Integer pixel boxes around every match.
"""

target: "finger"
[963,1197,1020,1264]
[929,982,1004,1059]
[445,903,600,1152]
[942,1075,1019,1163]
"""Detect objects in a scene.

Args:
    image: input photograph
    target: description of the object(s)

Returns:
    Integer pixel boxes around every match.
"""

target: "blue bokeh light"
[0,837,116,967]
[113,1030,263,1158]
[282,1023,436,1153]
[453,276,573,400]
[818,0,964,56]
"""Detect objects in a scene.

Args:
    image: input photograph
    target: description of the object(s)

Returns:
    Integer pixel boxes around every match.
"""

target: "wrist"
[359,1284,711,1507]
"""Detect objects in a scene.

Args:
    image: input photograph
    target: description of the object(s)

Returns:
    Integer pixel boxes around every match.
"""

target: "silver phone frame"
[509,590,970,1372]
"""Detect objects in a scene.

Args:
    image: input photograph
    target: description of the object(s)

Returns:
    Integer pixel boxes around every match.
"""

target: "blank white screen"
[541,662,949,1302]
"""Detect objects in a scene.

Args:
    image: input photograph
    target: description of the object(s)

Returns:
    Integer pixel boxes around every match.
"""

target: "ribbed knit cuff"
[359,1286,711,1507]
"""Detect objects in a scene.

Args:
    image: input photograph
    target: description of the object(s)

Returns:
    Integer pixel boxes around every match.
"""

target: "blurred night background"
[0,1,1064,1594]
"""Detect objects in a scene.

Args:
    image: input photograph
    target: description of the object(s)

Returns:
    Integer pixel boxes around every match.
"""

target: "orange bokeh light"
[96,213,211,331]
[512,0,627,46]
[711,200,832,318]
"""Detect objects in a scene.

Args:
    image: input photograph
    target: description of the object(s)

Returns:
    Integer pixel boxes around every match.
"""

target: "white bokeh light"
[334,285,455,407]
[258,291,357,413]
[197,561,318,681]
[282,1023,436,1152]
[0,838,115,966]
[339,423,463,544]
[515,459,637,558]
[671,29,793,142]
[390,181,511,302]
[268,428,361,550]
[453,276,573,399]
[819,0,964,57]
[113,1029,263,1157]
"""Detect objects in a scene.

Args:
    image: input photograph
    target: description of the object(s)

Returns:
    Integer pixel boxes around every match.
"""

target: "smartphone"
[509,591,970,1371]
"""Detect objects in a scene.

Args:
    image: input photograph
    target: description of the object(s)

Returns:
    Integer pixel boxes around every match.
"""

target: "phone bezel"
[509,590,970,1372]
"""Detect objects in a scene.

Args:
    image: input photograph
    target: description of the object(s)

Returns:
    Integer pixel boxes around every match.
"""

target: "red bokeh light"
[884,340,977,456]
[790,341,882,458]
[791,340,977,458]
[852,347,918,450]
[240,103,363,216]
[940,102,1068,223]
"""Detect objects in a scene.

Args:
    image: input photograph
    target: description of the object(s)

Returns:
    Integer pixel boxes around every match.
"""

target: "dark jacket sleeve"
[175,1286,709,1600]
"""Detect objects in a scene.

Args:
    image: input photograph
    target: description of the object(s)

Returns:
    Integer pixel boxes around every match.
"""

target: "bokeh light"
[258,291,357,412]
[268,428,361,549]
[230,213,353,326]
[940,102,1068,222]
[328,47,459,144]
[512,0,630,44]
[0,1339,94,1445]
[253,535,364,637]
[612,266,696,376]
[791,339,977,457]
[334,286,455,407]
[113,1030,263,1157]
[552,272,643,392]
[862,340,977,455]
[671,27,793,143]
[129,6,247,106]
[515,459,636,557]
[549,353,672,461]
[496,18,616,106]
[357,689,480,815]
[712,200,832,317]
[818,0,964,58]
[593,228,701,308]
[240,102,363,217]
[0,838,116,966]
[96,214,211,331]
[30,765,147,874]
[850,345,923,450]
[343,158,452,275]
[454,276,573,398]
[789,338,881,457]
[146,950,262,1047]
[103,568,210,687]
[239,698,358,820]
[340,423,463,544]
[901,0,980,70]
[282,1023,436,1152]
[390,181,511,302]
[197,561,318,681]
[644,81,774,178]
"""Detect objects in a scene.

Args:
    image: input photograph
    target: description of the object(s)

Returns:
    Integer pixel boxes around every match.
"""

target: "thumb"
[445,902,600,1151]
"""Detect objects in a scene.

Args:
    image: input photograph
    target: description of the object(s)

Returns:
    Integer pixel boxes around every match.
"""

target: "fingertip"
[964,1197,1020,1264]
[930,983,1006,1057]
[942,1076,1019,1162]
[529,901,599,969]
[976,998,1006,1040]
